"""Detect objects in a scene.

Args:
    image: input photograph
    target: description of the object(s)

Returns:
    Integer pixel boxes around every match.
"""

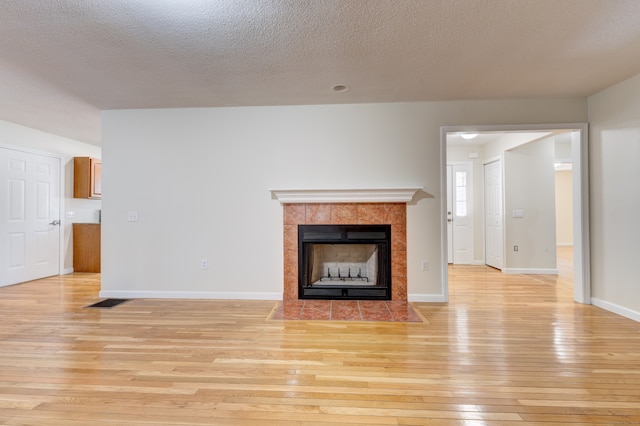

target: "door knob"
[447,218,452,222]
[49,220,61,226]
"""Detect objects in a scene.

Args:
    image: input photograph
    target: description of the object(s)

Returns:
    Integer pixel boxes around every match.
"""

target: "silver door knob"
[49,220,61,226]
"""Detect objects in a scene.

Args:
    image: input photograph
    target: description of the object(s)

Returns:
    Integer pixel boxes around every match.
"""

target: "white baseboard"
[556,243,574,247]
[100,290,447,303]
[62,268,74,275]
[503,268,558,275]
[471,260,485,266]
[408,294,447,302]
[98,290,282,301]
[591,297,640,323]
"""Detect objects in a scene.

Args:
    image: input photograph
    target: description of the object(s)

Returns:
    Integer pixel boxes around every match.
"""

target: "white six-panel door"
[484,159,503,269]
[0,147,61,287]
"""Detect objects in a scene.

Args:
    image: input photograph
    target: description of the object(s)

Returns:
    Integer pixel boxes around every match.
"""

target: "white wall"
[101,99,586,300]
[555,170,573,245]
[588,73,640,318]
[555,133,573,161]
[504,137,557,272]
[0,120,101,273]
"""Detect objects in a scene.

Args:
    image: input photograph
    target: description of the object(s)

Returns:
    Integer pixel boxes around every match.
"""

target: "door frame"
[0,143,65,281]
[440,123,590,304]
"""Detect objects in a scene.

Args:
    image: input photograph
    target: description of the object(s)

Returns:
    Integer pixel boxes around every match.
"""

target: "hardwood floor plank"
[0,249,639,424]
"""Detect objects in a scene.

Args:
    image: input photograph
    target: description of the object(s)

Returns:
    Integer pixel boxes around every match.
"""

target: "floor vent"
[85,299,131,309]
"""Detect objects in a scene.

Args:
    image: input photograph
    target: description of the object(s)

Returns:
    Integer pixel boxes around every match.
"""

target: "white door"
[447,165,453,262]
[0,147,61,287]
[484,159,503,269]
[447,163,474,264]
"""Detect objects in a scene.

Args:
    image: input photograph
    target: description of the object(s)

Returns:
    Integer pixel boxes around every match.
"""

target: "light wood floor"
[1,248,639,425]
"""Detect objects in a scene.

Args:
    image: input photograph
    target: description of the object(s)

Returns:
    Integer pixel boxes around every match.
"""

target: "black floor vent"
[85,299,131,309]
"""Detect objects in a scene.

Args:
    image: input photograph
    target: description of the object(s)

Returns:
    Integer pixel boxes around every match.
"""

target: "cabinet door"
[73,224,101,272]
[74,157,102,199]
[90,159,101,198]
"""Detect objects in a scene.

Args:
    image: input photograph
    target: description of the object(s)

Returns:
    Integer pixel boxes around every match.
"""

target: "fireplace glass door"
[298,224,391,300]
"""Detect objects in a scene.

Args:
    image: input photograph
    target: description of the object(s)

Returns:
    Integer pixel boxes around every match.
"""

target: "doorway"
[0,146,62,287]
[440,124,590,304]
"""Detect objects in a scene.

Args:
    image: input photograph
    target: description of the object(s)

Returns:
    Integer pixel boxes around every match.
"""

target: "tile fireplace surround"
[283,203,407,301]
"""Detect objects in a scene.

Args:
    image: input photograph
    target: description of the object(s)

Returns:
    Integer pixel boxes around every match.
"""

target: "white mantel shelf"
[270,187,422,204]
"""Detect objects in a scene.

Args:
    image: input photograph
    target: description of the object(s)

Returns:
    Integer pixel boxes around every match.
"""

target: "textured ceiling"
[1,0,640,145]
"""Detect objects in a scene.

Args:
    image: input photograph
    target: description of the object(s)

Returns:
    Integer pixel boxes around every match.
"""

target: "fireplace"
[298,224,391,300]
[281,202,408,301]
[273,188,422,301]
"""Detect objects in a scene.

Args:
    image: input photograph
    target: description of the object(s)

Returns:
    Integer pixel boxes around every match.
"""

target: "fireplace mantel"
[270,187,422,204]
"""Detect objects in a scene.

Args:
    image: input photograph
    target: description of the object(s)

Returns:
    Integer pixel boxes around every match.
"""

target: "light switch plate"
[127,211,138,222]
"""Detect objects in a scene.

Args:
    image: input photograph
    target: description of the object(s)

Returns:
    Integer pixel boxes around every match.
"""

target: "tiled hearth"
[283,202,407,301]
[270,300,422,322]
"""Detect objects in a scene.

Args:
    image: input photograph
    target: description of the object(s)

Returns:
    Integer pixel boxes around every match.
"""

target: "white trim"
[483,155,502,166]
[409,293,447,303]
[439,128,449,302]
[98,290,282,300]
[503,268,559,275]
[556,242,574,247]
[571,125,591,304]
[270,187,422,204]
[471,260,485,265]
[0,142,64,159]
[62,267,74,275]
[592,297,640,323]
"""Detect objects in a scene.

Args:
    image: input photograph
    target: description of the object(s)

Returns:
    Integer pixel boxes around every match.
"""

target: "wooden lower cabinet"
[73,224,101,272]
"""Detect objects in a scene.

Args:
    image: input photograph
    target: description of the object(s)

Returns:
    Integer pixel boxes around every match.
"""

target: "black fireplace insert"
[298,224,391,300]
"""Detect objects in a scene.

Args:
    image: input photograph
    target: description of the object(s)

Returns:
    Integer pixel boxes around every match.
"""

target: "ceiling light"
[555,162,573,171]
[460,133,478,140]
[332,84,349,93]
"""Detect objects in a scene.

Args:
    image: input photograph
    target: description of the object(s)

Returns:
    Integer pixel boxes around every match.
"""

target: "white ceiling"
[447,131,555,147]
[2,0,640,146]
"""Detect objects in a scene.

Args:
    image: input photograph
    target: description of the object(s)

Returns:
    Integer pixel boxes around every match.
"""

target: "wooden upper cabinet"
[74,157,102,199]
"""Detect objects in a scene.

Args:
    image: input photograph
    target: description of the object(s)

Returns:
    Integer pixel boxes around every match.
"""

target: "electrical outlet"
[201,259,208,270]
[127,211,138,222]
[421,260,429,271]
[514,245,519,252]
